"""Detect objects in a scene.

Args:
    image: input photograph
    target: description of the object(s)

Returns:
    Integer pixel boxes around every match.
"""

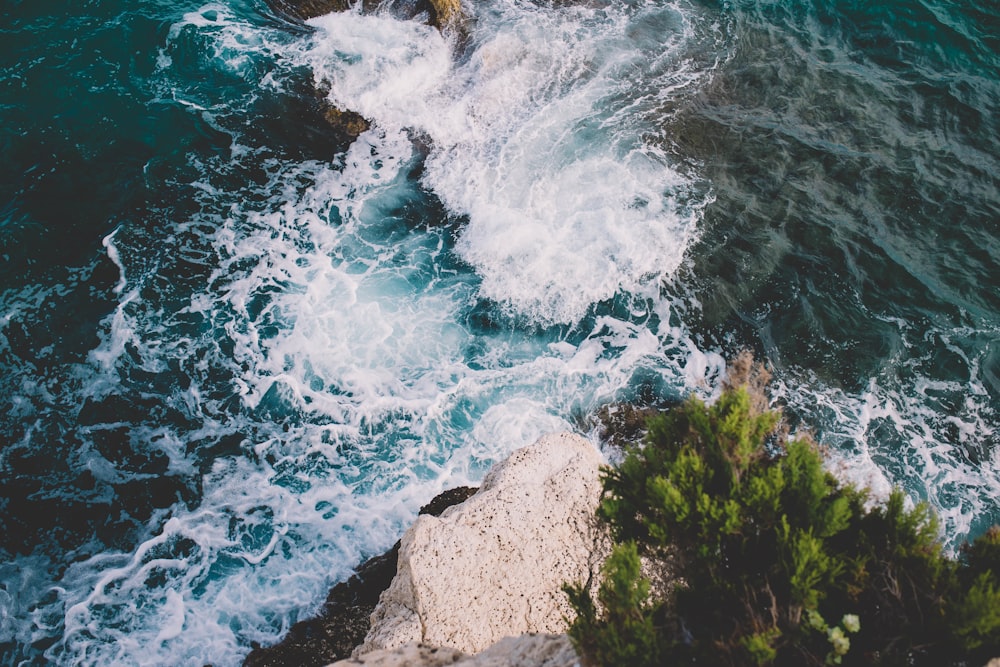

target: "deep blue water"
[0,0,997,663]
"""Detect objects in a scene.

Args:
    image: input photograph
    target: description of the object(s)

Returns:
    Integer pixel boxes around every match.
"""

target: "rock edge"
[357,432,607,656]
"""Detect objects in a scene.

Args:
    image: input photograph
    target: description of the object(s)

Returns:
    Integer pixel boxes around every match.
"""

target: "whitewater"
[0,0,996,664]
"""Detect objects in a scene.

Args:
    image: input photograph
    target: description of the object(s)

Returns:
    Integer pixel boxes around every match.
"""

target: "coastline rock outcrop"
[355,432,607,656]
[322,107,371,143]
[243,487,477,667]
[332,634,578,666]
[268,0,464,31]
[423,0,462,31]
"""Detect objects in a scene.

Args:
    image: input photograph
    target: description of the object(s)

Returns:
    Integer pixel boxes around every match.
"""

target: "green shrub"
[952,527,1000,652]
[567,367,1000,666]
[565,541,662,667]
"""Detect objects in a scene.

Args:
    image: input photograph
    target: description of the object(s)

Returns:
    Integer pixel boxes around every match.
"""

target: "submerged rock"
[267,0,464,31]
[267,0,360,21]
[323,106,372,143]
[593,401,659,450]
[356,433,607,656]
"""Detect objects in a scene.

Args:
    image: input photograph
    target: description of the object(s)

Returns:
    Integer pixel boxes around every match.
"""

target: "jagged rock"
[356,433,607,656]
[267,0,463,31]
[267,0,358,21]
[323,107,371,142]
[594,401,659,450]
[330,634,578,667]
[243,487,478,667]
[425,0,462,30]
[330,642,466,666]
[243,548,399,667]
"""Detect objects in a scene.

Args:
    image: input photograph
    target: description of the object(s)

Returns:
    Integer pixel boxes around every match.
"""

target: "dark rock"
[424,0,461,30]
[418,486,477,517]
[242,486,478,667]
[266,0,463,31]
[594,402,659,450]
[267,0,357,21]
[93,426,170,475]
[247,74,372,158]
[244,546,400,667]
[323,107,372,143]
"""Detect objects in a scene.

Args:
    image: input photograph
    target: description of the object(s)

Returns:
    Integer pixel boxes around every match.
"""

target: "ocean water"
[0,0,996,663]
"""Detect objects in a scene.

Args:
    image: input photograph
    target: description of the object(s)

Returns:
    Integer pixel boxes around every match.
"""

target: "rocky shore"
[247,433,605,666]
[248,426,1000,667]
[244,487,478,667]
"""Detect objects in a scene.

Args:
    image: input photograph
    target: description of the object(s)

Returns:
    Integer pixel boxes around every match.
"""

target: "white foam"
[6,2,996,664]
[470,399,577,463]
[46,163,709,665]
[166,3,286,77]
[772,349,1000,552]
[88,233,142,374]
[303,1,714,324]
[25,3,723,666]
[446,151,700,324]
[102,229,128,297]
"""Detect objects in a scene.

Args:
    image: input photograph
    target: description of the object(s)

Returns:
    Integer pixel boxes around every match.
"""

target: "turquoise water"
[0,0,996,663]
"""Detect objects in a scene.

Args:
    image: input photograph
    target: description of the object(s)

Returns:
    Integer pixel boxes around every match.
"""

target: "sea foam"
[34,2,717,661]
[8,1,993,665]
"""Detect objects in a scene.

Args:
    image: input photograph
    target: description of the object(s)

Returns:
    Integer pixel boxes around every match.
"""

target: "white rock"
[470,634,579,667]
[356,433,606,656]
[330,642,465,666]
[330,634,579,667]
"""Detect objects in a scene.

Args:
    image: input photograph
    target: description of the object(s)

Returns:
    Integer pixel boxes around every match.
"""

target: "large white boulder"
[330,634,579,667]
[355,432,606,656]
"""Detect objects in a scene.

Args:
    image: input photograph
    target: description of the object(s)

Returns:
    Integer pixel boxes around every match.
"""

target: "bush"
[566,366,1000,666]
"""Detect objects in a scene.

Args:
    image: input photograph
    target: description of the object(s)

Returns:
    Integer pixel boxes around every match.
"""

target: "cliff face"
[349,432,606,661]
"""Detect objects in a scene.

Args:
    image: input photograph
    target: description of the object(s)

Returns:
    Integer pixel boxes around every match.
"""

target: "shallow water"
[0,0,997,663]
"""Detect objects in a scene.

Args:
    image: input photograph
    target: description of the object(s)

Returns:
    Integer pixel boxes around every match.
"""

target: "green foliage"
[951,573,1000,650]
[568,377,1000,667]
[565,542,661,667]
[951,527,1000,651]
[742,628,780,665]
